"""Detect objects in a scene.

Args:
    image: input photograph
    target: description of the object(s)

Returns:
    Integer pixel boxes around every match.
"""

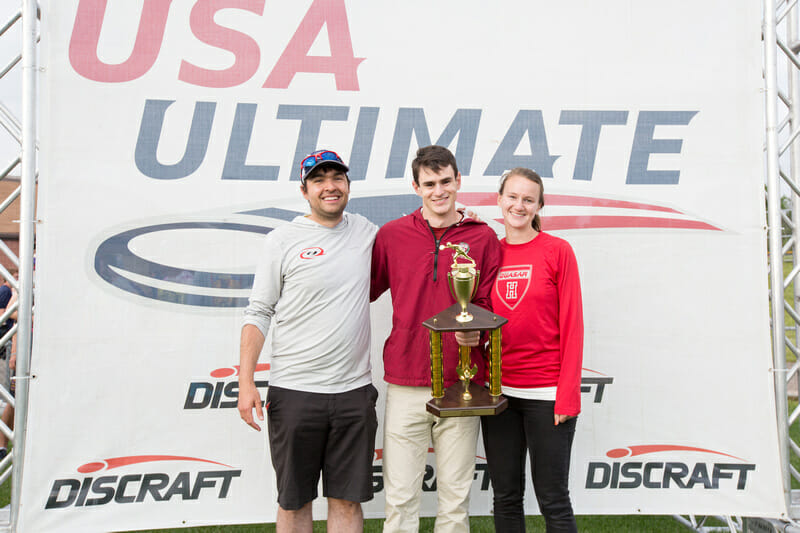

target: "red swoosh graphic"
[543,216,720,231]
[459,192,680,213]
[210,363,270,378]
[582,368,608,376]
[374,448,436,461]
[606,445,746,461]
[460,191,721,231]
[493,216,720,231]
[78,455,233,473]
[546,195,680,213]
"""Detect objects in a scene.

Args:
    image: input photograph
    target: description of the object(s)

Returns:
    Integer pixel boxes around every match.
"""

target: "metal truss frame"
[767,0,800,521]
[0,1,36,532]
[674,515,745,533]
[763,0,800,531]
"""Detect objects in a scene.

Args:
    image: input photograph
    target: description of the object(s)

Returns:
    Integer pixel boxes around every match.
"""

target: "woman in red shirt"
[483,167,584,532]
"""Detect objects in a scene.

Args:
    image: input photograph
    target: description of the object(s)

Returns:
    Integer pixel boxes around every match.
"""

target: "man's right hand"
[239,325,267,431]
[237,382,264,431]
[455,330,481,347]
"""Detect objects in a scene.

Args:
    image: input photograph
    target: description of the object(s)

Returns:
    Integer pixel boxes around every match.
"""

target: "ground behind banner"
[120,514,703,532]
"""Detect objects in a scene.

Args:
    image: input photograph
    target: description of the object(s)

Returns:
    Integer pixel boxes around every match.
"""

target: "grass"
[781,262,800,489]
[0,444,8,506]
[119,514,698,532]
[784,260,798,363]
[791,398,800,491]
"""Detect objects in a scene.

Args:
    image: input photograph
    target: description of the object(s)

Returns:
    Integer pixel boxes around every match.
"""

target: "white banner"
[21,1,783,531]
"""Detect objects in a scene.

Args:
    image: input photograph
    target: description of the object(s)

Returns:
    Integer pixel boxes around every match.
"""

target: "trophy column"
[429,330,444,398]
[488,329,502,397]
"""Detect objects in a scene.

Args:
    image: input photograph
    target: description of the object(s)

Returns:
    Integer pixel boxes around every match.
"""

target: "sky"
[0,5,23,174]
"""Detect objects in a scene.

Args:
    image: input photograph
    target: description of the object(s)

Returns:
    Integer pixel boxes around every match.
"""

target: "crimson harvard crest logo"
[495,265,532,310]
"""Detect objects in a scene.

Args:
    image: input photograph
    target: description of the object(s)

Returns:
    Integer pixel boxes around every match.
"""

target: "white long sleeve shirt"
[243,213,377,393]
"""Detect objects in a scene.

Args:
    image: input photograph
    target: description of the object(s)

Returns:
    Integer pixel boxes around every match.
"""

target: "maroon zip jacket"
[371,209,502,388]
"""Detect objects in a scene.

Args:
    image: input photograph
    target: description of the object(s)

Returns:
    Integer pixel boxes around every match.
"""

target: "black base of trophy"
[426,382,508,418]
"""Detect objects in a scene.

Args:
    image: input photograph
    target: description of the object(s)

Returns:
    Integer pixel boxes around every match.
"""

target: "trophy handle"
[447,271,457,302]
[471,269,481,299]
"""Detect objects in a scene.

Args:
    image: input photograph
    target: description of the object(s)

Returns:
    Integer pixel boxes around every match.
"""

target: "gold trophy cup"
[422,242,507,417]
[447,243,479,324]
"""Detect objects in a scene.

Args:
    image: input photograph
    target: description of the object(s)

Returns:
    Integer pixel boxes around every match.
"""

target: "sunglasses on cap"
[300,150,346,180]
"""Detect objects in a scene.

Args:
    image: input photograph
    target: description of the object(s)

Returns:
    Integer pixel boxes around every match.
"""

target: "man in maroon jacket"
[371,145,501,532]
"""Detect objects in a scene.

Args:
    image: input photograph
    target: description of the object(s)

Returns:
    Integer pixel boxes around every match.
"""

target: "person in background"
[0,273,18,461]
[482,167,584,533]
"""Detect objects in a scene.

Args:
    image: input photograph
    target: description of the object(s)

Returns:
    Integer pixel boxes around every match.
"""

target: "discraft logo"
[46,455,242,509]
[585,445,756,490]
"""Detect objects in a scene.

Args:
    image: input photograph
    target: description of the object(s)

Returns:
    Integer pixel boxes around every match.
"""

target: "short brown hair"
[411,145,458,185]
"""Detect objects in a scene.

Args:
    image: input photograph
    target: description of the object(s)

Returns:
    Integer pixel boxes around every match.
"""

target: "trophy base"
[426,382,508,418]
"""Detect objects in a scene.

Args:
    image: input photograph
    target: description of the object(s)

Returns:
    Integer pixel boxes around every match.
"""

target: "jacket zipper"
[428,222,454,282]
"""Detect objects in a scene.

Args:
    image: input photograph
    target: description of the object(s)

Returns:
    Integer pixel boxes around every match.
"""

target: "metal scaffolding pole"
[765,0,794,516]
[9,0,36,530]
[786,9,800,523]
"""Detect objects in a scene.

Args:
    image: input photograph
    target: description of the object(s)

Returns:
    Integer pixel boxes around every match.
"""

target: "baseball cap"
[300,150,349,182]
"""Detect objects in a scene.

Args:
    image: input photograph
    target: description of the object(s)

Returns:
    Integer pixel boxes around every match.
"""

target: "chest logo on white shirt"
[495,265,532,310]
[299,247,325,259]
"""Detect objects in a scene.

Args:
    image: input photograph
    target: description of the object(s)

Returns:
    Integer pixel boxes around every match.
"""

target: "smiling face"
[412,164,462,226]
[301,166,350,227]
[498,174,543,234]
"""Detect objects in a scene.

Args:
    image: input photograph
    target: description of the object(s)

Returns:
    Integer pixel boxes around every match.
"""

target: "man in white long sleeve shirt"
[238,150,377,533]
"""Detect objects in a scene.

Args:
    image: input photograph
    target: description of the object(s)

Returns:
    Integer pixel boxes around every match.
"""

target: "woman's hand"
[554,413,575,426]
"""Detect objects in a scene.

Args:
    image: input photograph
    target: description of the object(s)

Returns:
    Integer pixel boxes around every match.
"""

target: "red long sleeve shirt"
[371,209,502,388]
[491,232,584,416]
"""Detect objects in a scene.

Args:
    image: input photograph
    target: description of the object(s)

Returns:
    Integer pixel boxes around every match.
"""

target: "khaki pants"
[382,384,480,533]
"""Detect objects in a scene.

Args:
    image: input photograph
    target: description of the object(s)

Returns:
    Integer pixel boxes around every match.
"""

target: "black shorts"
[267,383,378,510]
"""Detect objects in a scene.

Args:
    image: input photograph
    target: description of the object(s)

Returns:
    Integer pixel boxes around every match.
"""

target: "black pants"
[481,398,577,533]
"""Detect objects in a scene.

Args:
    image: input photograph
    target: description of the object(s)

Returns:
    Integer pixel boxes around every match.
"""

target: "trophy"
[422,242,508,417]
